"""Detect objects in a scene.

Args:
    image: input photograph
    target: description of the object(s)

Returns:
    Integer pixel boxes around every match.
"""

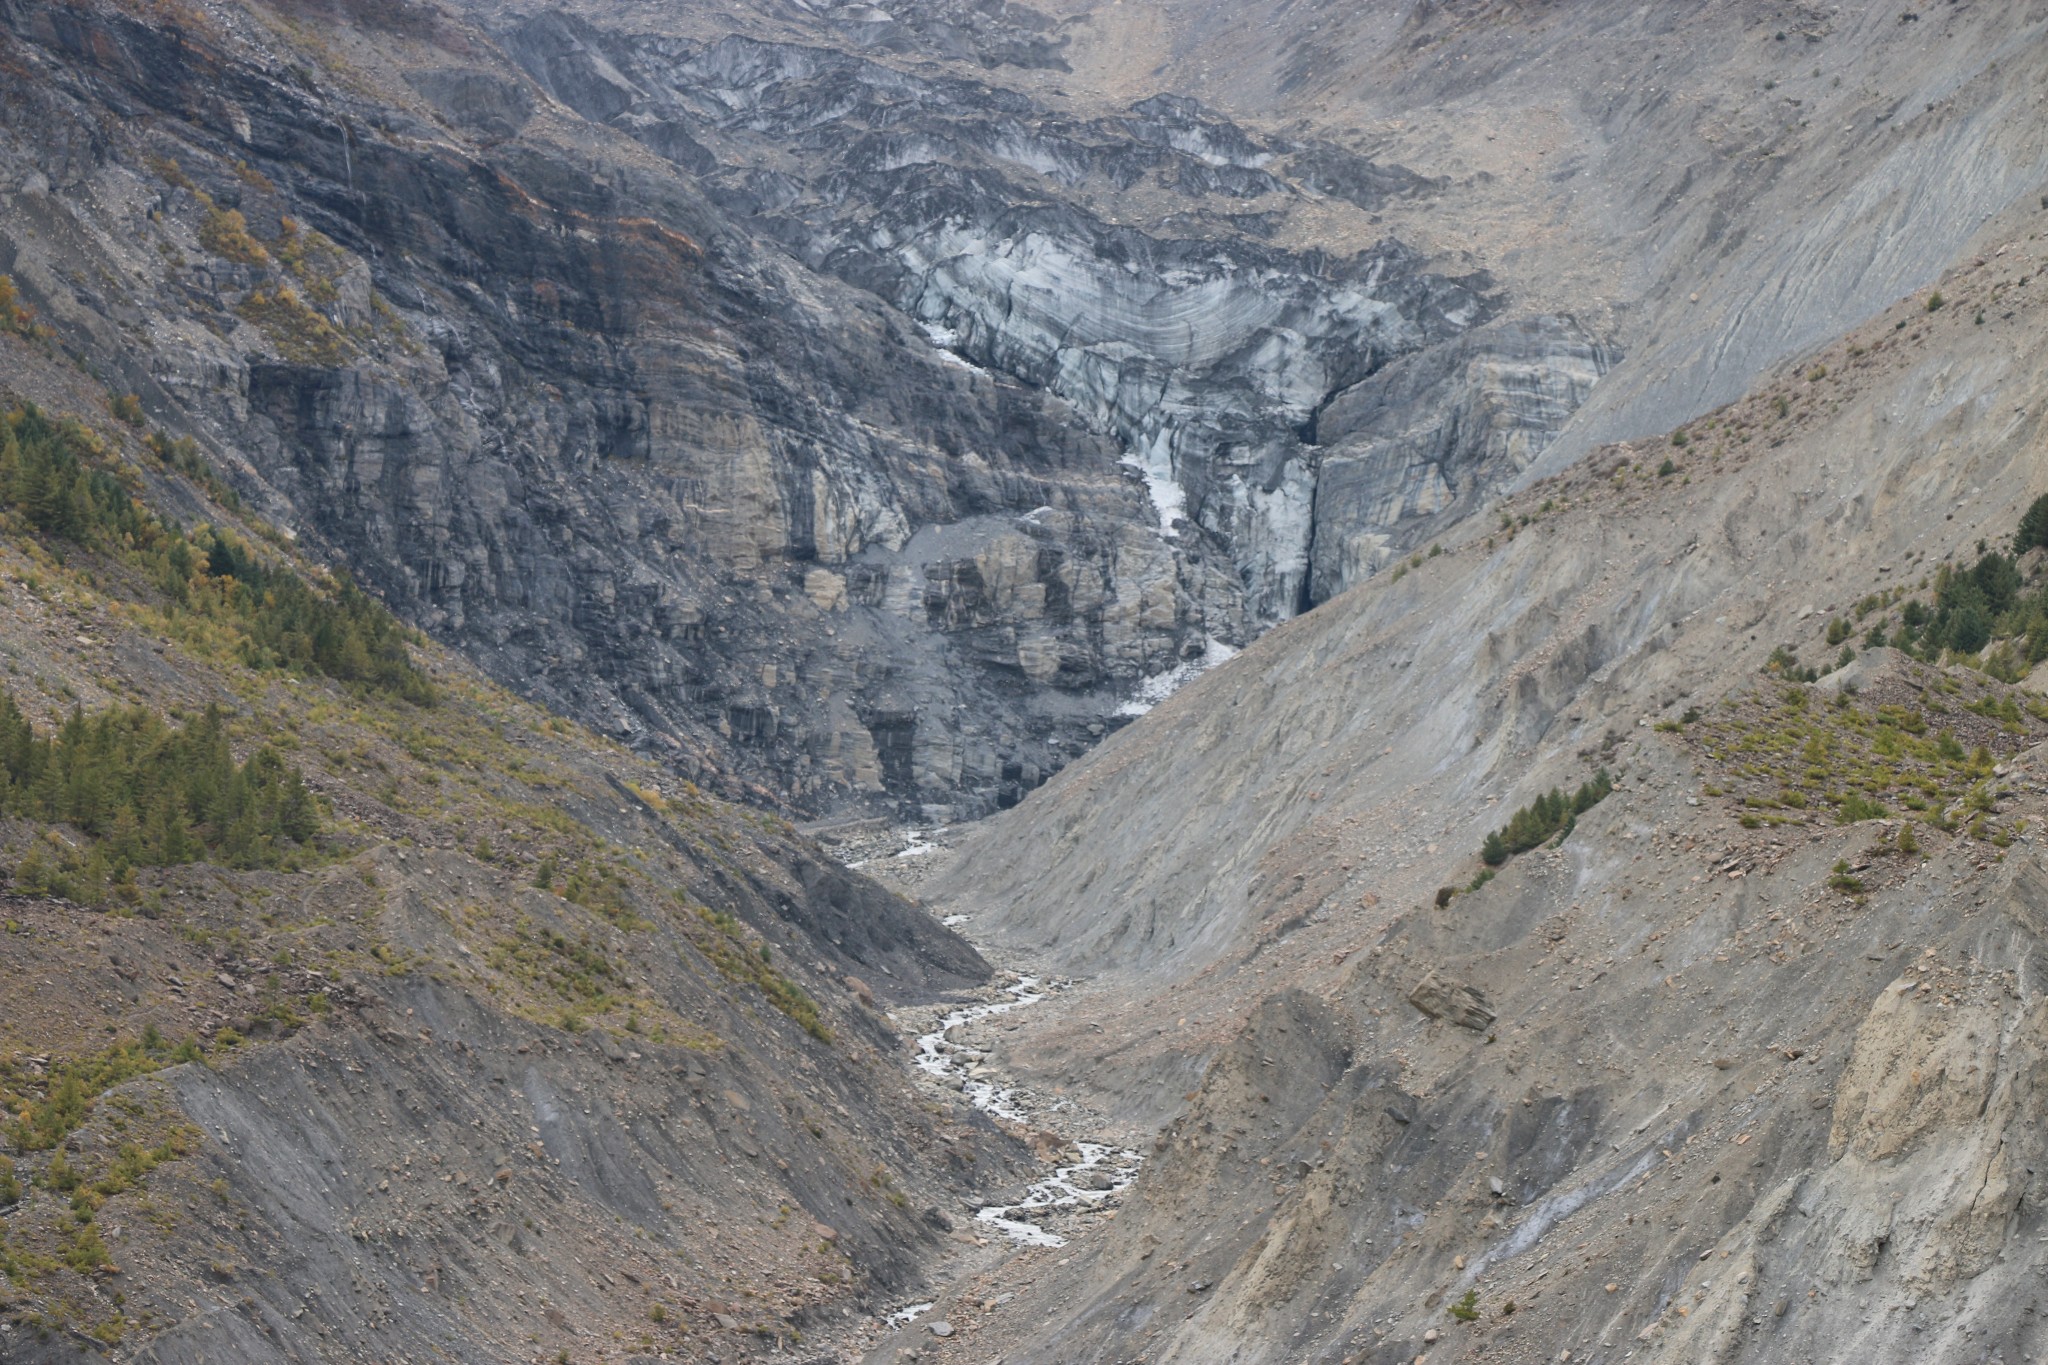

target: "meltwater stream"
[910,975,1143,1248]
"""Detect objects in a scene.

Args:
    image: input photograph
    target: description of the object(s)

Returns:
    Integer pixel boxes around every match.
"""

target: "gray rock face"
[503,20,1603,622]
[0,0,1613,830]
[0,0,1244,821]
[1309,315,1620,601]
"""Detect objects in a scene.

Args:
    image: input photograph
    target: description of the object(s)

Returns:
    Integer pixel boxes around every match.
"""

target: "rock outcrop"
[505,18,1599,622]
[0,0,1620,821]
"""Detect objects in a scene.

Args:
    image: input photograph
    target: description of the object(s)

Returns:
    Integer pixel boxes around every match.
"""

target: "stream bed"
[907,975,1143,1248]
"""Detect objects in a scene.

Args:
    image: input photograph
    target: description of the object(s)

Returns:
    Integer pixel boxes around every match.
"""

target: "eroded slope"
[918,201,2048,1361]
[0,325,1023,1361]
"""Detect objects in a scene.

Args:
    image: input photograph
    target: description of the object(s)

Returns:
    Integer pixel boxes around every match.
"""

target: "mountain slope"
[0,0,1625,823]
[0,323,1020,1359]
[919,185,2048,1361]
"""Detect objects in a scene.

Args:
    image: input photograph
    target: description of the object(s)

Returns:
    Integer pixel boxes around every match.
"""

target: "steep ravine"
[0,0,1624,826]
[910,200,2048,1362]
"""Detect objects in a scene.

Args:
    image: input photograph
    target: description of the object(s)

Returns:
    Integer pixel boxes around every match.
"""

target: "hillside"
[917,173,2048,1364]
[0,317,1028,1360]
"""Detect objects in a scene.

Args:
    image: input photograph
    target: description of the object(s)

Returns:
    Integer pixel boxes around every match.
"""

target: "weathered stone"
[1407,971,1498,1031]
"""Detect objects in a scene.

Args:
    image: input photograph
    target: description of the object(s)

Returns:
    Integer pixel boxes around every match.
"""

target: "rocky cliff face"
[0,0,1215,821]
[500,14,1615,620]
[0,0,1621,820]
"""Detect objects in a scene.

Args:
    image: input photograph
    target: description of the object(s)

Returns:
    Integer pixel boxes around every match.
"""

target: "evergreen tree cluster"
[2015,494,2048,557]
[1481,770,1614,867]
[1870,544,2048,668]
[1891,551,2020,658]
[0,404,153,545]
[0,688,319,889]
[0,402,432,704]
[189,528,434,703]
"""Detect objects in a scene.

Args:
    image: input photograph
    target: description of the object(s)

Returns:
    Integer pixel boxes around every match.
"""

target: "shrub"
[198,204,269,266]
[1480,831,1507,867]
[1449,1289,1480,1322]
[1765,646,1818,682]
[1926,291,1945,312]
[0,275,41,336]
[2017,495,2048,555]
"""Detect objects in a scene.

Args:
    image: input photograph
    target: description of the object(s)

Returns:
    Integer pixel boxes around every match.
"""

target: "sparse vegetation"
[197,202,269,266]
[235,286,352,366]
[0,403,432,703]
[1480,770,1613,867]
[1681,668,2027,840]
[0,275,44,338]
[689,903,830,1041]
[0,1036,198,1152]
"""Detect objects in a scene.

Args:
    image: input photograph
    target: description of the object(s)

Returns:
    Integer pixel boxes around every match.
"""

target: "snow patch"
[1116,637,1239,717]
[895,828,941,858]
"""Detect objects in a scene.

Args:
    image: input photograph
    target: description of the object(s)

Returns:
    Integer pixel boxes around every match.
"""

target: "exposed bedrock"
[0,0,1276,820]
[503,18,1616,623]
[1309,315,1621,603]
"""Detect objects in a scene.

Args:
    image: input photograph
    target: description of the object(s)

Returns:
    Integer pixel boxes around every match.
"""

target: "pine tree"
[1481,831,1507,867]
[2018,494,2048,555]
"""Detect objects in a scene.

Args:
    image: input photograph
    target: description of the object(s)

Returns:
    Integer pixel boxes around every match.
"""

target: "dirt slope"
[920,193,2048,1361]
[0,326,1024,1361]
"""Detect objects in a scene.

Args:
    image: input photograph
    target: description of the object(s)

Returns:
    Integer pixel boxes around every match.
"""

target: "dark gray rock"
[1309,315,1621,601]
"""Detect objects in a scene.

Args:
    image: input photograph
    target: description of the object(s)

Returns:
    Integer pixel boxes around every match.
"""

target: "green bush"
[1481,771,1613,866]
